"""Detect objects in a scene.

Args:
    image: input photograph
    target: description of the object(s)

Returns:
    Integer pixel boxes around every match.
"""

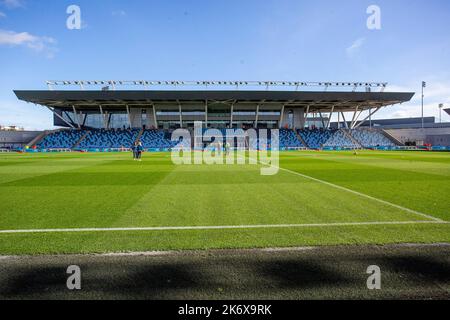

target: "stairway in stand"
[294,129,309,148]
[381,129,404,146]
[342,129,363,149]
[134,128,144,144]
[26,130,50,148]
[72,130,90,149]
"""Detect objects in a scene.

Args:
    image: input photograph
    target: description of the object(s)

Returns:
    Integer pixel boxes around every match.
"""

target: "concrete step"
[381,129,404,146]
[294,130,309,148]
[72,130,90,149]
[342,129,363,148]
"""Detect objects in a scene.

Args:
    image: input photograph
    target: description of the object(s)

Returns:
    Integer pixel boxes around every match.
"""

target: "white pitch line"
[250,154,444,222]
[0,221,447,234]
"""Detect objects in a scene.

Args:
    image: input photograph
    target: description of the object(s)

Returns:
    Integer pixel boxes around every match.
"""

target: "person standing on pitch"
[218,140,222,156]
[136,141,143,161]
[225,141,231,156]
[132,142,138,160]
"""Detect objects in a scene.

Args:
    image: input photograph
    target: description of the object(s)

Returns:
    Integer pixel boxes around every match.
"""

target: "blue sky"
[1,0,449,129]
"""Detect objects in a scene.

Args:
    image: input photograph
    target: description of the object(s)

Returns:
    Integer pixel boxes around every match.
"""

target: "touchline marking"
[0,221,447,234]
[247,154,444,222]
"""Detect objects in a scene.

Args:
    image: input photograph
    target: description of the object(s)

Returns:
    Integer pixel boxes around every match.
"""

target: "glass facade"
[84,113,103,128]
[110,113,129,129]
[61,111,129,129]
[56,108,281,129]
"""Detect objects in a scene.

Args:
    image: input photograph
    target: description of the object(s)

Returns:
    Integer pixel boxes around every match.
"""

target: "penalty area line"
[0,220,448,234]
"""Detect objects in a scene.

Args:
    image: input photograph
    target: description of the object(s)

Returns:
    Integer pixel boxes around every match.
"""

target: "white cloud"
[112,10,126,17]
[0,99,54,131]
[1,0,24,9]
[346,37,365,57]
[0,29,57,58]
[0,11,6,18]
[381,80,450,122]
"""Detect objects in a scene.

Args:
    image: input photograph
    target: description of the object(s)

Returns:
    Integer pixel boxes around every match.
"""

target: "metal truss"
[46,80,388,92]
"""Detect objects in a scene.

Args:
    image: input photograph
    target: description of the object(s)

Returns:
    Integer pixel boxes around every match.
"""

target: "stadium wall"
[385,127,450,146]
[0,130,43,148]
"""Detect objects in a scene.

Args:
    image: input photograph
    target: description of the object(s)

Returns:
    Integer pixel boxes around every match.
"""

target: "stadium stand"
[279,129,304,149]
[78,129,140,149]
[38,129,86,149]
[350,128,396,148]
[35,128,400,151]
[140,129,181,149]
[322,129,359,148]
[296,128,399,149]
[298,129,334,149]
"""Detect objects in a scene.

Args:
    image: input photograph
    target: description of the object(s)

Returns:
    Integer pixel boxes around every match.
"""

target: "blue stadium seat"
[140,130,187,149]
[36,128,398,151]
[37,129,86,149]
[297,129,335,149]
[350,128,396,148]
[278,129,303,149]
[323,130,359,148]
[78,129,139,149]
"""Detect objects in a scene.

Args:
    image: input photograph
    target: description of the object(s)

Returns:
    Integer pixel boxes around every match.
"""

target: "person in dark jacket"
[131,142,138,160]
[136,141,143,161]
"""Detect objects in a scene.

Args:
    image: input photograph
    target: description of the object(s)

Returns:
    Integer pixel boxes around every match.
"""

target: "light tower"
[421,81,426,128]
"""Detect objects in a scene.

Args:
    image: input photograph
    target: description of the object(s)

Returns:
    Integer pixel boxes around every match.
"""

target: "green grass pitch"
[0,150,449,254]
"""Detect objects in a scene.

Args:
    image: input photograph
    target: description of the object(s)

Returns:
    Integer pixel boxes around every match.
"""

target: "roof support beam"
[205,100,208,128]
[304,105,310,129]
[72,105,81,129]
[126,105,131,128]
[151,103,158,128]
[178,102,183,128]
[230,103,234,128]
[351,108,365,129]
[318,111,326,129]
[99,105,107,129]
[354,107,381,129]
[62,111,76,126]
[355,109,364,124]
[326,105,335,129]
[349,105,360,129]
[82,113,87,126]
[255,104,260,128]
[45,106,75,129]
[341,112,349,129]
[338,111,340,129]
[279,105,285,129]
[299,105,307,129]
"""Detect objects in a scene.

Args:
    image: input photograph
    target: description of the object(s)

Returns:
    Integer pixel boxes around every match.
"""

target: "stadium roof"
[444,108,450,116]
[14,90,415,112]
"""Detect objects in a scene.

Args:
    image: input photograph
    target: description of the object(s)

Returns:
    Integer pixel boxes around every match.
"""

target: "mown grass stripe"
[252,154,444,222]
[0,220,447,234]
